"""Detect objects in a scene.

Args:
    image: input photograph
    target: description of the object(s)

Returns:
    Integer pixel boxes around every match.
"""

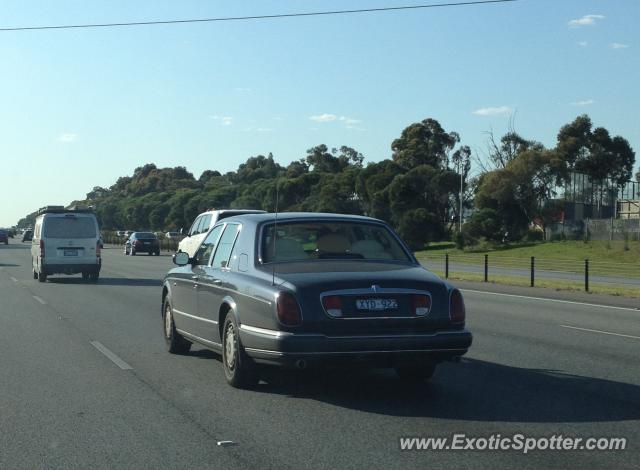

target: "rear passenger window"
[44,217,96,238]
[211,224,240,268]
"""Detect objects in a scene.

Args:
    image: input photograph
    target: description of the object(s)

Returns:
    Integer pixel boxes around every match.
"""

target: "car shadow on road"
[0,263,20,267]
[252,358,640,423]
[46,277,161,287]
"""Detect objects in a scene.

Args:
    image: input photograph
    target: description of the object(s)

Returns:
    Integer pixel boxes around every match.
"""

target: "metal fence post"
[585,259,589,292]
[530,256,535,287]
[484,254,488,282]
[445,253,449,279]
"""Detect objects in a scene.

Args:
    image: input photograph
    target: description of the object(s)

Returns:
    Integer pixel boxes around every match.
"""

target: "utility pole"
[458,160,464,233]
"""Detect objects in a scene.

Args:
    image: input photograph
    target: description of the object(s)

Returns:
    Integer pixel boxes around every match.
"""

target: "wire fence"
[419,253,640,291]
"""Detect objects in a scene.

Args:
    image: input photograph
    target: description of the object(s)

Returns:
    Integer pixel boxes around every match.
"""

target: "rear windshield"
[135,232,156,239]
[261,221,412,263]
[43,216,97,238]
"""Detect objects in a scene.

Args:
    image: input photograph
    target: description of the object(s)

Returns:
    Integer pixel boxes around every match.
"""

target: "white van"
[178,209,266,257]
[31,206,102,282]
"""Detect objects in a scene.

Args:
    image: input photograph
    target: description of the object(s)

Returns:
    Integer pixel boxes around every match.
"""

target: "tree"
[556,114,635,186]
[391,118,460,170]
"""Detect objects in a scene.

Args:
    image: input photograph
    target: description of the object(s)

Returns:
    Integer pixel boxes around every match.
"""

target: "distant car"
[124,232,160,256]
[22,230,33,242]
[116,230,125,237]
[165,231,181,239]
[162,212,472,388]
[0,230,8,245]
[178,209,266,257]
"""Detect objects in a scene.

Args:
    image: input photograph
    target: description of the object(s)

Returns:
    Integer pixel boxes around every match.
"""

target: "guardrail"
[419,253,640,292]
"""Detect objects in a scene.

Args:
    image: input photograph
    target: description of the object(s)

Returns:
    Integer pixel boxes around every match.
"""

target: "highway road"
[1,242,639,469]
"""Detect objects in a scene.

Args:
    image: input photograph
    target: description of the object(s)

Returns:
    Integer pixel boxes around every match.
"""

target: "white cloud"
[210,115,233,125]
[57,133,78,143]
[611,42,630,49]
[568,14,604,28]
[309,113,338,123]
[472,106,513,116]
[339,116,362,125]
[577,41,588,47]
[570,99,595,106]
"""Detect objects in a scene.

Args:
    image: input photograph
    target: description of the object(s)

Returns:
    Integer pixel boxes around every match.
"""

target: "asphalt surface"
[1,242,639,469]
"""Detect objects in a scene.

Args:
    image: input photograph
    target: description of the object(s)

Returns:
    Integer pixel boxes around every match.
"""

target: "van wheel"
[82,272,90,281]
[131,249,136,256]
[37,270,47,283]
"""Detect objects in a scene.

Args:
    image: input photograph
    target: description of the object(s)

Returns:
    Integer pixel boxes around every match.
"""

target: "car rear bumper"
[238,325,472,368]
[43,261,101,275]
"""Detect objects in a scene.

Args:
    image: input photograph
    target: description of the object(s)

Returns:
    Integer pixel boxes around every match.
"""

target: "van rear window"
[44,217,96,238]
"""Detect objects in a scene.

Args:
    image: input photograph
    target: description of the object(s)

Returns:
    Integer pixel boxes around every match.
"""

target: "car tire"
[131,249,136,256]
[155,250,160,256]
[89,272,99,282]
[37,269,47,283]
[147,251,152,256]
[163,297,191,354]
[82,272,90,281]
[395,362,437,382]
[222,313,258,388]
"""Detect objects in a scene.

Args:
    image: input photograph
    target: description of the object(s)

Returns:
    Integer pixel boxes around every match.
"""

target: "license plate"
[64,250,77,256]
[356,298,398,311]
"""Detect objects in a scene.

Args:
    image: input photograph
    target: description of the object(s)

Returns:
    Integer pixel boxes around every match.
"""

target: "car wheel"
[89,272,99,282]
[395,362,437,382]
[163,297,191,354]
[148,251,152,256]
[82,272,90,281]
[37,269,47,283]
[131,249,136,256]
[155,250,160,256]
[222,313,258,388]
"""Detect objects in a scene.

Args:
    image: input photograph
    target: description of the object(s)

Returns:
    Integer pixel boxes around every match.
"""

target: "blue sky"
[0,0,638,227]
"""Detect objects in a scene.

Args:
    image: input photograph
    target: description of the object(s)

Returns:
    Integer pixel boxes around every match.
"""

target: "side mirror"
[173,251,190,266]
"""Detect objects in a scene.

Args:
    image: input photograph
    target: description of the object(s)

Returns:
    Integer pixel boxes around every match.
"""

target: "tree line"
[16,114,635,250]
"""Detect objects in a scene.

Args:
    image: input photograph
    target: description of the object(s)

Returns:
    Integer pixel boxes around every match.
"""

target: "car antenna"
[272,179,279,286]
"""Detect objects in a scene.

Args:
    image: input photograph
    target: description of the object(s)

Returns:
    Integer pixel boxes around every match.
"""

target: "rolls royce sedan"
[161,212,472,388]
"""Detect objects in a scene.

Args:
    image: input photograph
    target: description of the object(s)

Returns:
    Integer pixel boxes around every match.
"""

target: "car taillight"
[322,295,343,317]
[449,289,466,324]
[276,292,302,326]
[40,240,45,258]
[411,294,431,316]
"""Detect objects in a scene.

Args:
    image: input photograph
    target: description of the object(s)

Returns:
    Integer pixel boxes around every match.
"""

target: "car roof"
[220,212,384,225]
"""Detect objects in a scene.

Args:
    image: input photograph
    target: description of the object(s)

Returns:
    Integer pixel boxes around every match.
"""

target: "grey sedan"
[161,213,472,388]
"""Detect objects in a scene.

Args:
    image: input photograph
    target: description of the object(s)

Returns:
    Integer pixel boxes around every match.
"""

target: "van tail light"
[449,289,466,324]
[96,240,101,257]
[276,292,302,326]
[411,294,431,316]
[322,295,343,317]
[40,240,45,258]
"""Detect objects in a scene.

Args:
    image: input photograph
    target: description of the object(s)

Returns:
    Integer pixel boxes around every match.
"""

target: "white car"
[177,209,266,257]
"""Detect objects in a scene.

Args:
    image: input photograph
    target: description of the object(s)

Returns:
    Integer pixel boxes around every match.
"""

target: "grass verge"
[429,270,640,299]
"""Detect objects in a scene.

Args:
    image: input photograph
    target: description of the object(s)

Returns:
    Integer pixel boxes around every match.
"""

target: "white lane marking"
[33,295,46,305]
[559,325,640,340]
[217,441,236,447]
[90,341,133,370]
[461,289,640,312]
[10,276,18,282]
